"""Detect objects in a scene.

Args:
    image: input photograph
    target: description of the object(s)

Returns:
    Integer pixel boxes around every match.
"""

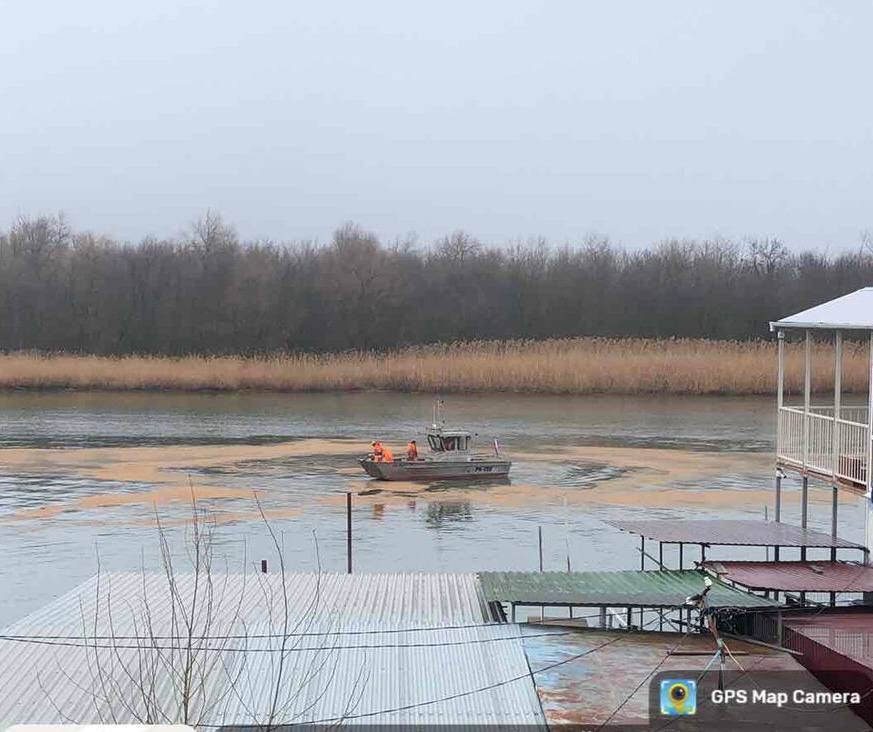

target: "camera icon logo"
[660,678,697,716]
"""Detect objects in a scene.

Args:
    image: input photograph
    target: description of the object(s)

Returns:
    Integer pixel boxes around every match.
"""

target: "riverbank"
[0,339,863,395]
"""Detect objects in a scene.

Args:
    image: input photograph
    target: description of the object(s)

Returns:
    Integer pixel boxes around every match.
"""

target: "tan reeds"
[0,339,866,395]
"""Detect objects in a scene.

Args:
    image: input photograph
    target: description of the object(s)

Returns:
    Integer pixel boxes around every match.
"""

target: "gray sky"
[2,1,871,249]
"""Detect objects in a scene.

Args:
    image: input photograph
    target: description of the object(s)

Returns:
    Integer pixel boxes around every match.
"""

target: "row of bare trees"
[2,212,872,355]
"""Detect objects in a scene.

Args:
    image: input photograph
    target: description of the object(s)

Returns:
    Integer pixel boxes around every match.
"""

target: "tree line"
[1,212,870,355]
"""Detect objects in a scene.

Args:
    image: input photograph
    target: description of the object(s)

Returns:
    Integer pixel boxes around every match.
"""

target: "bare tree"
[40,490,363,728]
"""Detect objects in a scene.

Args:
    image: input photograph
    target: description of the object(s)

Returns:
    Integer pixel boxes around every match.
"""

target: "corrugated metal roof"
[479,570,778,609]
[704,561,873,592]
[785,611,873,670]
[771,288,873,331]
[0,572,545,728]
[610,519,864,549]
[784,611,873,726]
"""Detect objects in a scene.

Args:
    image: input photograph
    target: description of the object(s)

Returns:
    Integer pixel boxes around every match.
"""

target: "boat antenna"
[432,399,445,428]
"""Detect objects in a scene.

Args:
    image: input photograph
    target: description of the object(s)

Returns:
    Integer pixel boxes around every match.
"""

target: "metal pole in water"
[801,476,808,561]
[261,559,267,573]
[775,471,782,523]
[538,526,543,572]
[346,491,353,574]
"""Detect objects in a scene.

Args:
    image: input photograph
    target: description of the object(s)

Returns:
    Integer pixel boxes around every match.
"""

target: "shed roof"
[610,519,865,550]
[523,627,869,729]
[771,287,873,331]
[703,561,873,592]
[479,570,778,609]
[0,572,545,728]
[785,611,873,672]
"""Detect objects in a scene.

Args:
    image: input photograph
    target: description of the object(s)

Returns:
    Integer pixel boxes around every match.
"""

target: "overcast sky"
[2,1,871,249]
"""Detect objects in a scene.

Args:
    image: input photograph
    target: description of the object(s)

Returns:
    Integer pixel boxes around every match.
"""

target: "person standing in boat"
[371,441,384,462]
[406,440,418,461]
[381,444,394,463]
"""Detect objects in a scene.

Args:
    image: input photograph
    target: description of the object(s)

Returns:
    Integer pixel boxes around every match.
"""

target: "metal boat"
[359,403,511,481]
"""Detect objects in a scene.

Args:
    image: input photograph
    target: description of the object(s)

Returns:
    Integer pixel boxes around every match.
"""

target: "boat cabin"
[426,429,472,453]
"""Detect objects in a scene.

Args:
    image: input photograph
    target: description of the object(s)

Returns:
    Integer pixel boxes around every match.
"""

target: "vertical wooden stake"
[346,491,353,574]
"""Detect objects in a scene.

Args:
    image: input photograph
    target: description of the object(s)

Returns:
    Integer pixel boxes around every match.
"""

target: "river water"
[0,392,866,626]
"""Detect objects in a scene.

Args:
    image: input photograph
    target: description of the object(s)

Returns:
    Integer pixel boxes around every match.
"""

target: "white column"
[833,331,842,478]
[866,333,873,559]
[803,330,811,468]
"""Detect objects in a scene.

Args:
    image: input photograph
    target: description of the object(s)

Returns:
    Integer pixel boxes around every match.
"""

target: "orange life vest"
[407,442,418,460]
[382,446,394,463]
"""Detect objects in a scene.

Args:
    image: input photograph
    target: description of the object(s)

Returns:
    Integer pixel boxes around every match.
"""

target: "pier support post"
[640,537,645,570]
[346,491,353,573]
[801,476,809,561]
[831,484,839,561]
[775,471,782,523]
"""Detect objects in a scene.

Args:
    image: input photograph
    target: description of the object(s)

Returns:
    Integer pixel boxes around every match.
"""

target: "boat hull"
[359,458,511,481]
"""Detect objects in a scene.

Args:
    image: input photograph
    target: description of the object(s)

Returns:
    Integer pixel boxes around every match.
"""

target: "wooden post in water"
[261,559,267,573]
[346,491,353,574]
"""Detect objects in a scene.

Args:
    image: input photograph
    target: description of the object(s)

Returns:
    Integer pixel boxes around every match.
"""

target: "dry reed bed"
[0,339,866,395]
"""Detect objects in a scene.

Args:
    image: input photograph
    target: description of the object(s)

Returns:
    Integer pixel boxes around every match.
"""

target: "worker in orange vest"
[371,441,384,462]
[406,440,418,461]
[382,444,394,463]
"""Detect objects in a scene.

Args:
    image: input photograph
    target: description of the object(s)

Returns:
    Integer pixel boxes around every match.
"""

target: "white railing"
[778,405,869,486]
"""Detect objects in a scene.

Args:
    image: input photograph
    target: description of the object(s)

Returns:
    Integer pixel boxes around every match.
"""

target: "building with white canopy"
[770,287,873,555]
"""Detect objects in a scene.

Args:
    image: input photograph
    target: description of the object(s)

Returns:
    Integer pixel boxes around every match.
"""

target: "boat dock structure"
[0,567,870,729]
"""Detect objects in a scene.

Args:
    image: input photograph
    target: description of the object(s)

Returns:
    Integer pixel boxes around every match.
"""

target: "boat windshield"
[428,434,470,452]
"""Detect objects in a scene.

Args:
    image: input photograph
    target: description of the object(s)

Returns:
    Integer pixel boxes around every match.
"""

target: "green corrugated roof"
[478,570,778,609]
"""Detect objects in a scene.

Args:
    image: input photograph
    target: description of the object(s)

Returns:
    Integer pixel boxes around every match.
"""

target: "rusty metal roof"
[522,627,869,729]
[704,561,873,592]
[785,611,873,670]
[610,519,864,549]
[479,570,778,609]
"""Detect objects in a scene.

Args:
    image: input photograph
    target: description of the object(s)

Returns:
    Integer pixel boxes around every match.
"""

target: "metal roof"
[770,287,873,331]
[479,570,778,609]
[523,627,869,729]
[0,572,545,728]
[704,561,873,592]
[610,519,865,550]
[785,611,873,671]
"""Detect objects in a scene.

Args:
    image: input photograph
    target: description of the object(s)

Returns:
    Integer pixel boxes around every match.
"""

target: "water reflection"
[425,501,473,528]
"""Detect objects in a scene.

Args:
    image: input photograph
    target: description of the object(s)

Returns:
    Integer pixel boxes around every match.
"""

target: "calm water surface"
[0,392,864,626]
